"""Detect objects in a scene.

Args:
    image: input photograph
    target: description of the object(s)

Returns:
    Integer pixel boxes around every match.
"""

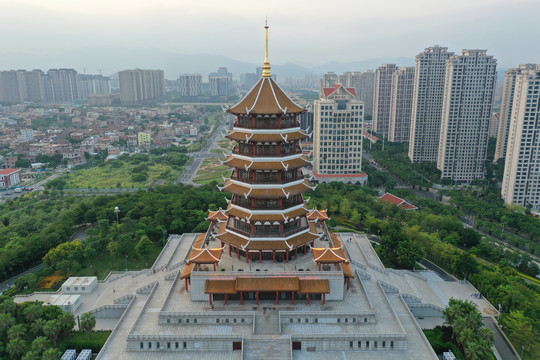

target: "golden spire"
[262,20,271,78]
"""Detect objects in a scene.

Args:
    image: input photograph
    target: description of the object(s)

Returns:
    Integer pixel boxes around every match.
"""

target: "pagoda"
[214,24,319,263]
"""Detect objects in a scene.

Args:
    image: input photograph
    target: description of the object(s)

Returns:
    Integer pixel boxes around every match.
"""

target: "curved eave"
[227,77,305,115]
[216,229,318,251]
[223,155,310,171]
[222,178,312,198]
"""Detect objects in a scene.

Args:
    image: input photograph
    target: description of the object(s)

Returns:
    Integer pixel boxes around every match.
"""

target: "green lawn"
[210,148,226,154]
[77,241,163,279]
[63,163,182,188]
[58,330,112,353]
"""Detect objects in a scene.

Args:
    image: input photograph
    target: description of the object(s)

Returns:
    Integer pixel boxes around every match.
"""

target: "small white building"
[62,276,98,294]
[45,294,81,313]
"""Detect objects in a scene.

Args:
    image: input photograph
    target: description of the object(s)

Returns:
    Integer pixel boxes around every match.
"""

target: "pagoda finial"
[262,20,271,78]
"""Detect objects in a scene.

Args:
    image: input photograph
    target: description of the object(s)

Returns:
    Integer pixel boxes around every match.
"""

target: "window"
[157,342,160,349]
[366,341,369,349]
[186,319,189,323]
[74,287,78,291]
[216,319,220,323]
[148,342,152,349]
[167,342,171,349]
[290,319,293,323]
[194,319,197,323]
[241,319,245,323]
[226,319,229,323]
[175,342,179,349]
[167,319,170,324]
[183,342,187,349]
[140,342,143,349]
[350,341,353,348]
[178,319,182,323]
[233,318,237,323]
[382,341,385,348]
[82,287,85,290]
[390,341,394,348]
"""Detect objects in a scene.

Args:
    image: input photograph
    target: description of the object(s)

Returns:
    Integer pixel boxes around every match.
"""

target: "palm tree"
[80,312,97,340]
[58,312,75,336]
[7,324,27,341]
[6,338,26,360]
[30,318,46,337]
[0,313,16,336]
[42,348,62,360]
[43,320,61,347]
[30,336,52,357]
[0,298,17,316]
[23,304,42,323]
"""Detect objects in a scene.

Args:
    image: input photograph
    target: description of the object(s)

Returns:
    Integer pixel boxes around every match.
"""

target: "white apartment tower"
[437,50,497,182]
[494,64,537,163]
[389,67,415,142]
[119,69,165,105]
[373,64,397,137]
[409,46,454,162]
[501,65,540,209]
[319,72,338,97]
[178,74,202,97]
[314,84,364,176]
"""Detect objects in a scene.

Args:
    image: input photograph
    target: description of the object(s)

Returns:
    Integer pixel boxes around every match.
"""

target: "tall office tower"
[408,46,454,163]
[388,67,415,142]
[118,69,165,105]
[0,70,25,104]
[494,64,537,162]
[373,64,397,137]
[178,74,202,96]
[23,70,45,102]
[501,65,540,209]
[78,74,111,98]
[209,76,230,97]
[319,72,338,97]
[313,83,365,182]
[437,50,497,182]
[44,69,80,103]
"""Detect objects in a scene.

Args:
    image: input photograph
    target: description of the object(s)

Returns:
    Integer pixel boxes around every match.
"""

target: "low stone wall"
[158,311,254,326]
[291,333,407,352]
[126,334,242,352]
[280,311,376,326]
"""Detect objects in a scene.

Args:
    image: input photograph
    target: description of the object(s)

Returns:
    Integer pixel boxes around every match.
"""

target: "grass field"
[77,241,164,279]
[63,162,182,189]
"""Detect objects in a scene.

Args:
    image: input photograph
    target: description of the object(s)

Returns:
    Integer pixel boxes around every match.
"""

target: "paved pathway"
[483,317,519,360]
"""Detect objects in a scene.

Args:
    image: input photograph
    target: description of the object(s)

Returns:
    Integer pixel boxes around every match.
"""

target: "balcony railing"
[232,147,302,157]
[225,225,309,238]
[235,120,299,130]
[230,174,303,184]
[232,198,303,210]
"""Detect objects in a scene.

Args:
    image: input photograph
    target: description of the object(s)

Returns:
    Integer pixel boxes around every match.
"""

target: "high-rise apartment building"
[501,65,540,209]
[388,67,415,142]
[313,83,364,181]
[78,74,110,99]
[494,64,537,162]
[119,69,165,105]
[409,46,454,163]
[373,64,397,137]
[45,69,80,103]
[240,73,258,90]
[437,50,497,182]
[340,71,375,117]
[178,74,202,97]
[319,72,338,97]
[0,71,25,104]
[209,76,230,97]
[23,70,46,102]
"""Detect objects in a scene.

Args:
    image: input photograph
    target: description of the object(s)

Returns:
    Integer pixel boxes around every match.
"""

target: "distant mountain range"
[0,46,415,80]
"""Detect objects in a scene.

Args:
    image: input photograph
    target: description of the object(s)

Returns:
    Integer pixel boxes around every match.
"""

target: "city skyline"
[0,0,538,74]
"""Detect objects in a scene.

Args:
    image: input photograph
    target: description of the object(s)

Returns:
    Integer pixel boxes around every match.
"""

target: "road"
[0,263,45,293]
[176,115,231,185]
[483,317,520,360]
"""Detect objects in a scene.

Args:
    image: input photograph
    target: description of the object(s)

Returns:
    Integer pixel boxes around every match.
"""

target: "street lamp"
[114,206,120,224]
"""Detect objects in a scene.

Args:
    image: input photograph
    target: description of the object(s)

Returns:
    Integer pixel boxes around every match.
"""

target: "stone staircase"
[243,336,290,360]
[254,309,280,334]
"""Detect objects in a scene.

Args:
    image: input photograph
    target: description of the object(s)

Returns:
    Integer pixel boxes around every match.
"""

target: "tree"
[6,338,26,360]
[8,324,27,341]
[395,240,424,269]
[30,318,46,337]
[43,320,61,346]
[0,313,16,335]
[80,312,96,340]
[0,298,17,316]
[135,236,153,266]
[503,310,537,353]
[42,348,62,360]
[58,311,75,335]
[107,241,119,265]
[452,251,479,280]
[29,336,51,357]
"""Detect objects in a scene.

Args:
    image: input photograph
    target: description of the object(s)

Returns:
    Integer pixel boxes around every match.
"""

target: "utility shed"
[62,276,98,294]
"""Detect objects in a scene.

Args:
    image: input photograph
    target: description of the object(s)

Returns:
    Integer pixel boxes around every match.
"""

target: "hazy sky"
[1,0,539,68]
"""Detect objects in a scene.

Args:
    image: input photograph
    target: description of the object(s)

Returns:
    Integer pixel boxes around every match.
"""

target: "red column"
[259,250,262,263]
[229,245,232,256]
[251,198,255,208]
[256,292,259,305]
[209,294,212,306]
[278,171,282,182]
[237,248,241,259]
[311,241,315,247]
[276,292,279,305]
[323,294,326,305]
[291,292,295,305]
[213,263,216,271]
[307,293,310,305]
[286,251,289,263]
[280,223,284,235]
[224,294,227,305]
[252,116,256,128]
[295,248,298,259]
[252,171,256,182]
[240,292,243,305]
[318,263,321,271]
[185,278,189,291]
[246,251,249,263]
[303,245,306,254]
[277,116,281,128]
[273,250,276,263]
[221,241,224,248]
[347,278,350,290]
